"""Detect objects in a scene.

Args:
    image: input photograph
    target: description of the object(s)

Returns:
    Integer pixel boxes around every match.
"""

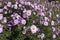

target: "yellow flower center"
[32,28,35,30]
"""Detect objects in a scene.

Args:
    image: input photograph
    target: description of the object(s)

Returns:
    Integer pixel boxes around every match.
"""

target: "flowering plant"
[0,0,60,40]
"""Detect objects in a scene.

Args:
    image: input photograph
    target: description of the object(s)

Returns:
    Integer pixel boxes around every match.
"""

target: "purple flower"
[14,19,19,25]
[8,20,14,26]
[52,27,56,32]
[30,25,39,34]
[55,31,60,36]
[21,19,26,25]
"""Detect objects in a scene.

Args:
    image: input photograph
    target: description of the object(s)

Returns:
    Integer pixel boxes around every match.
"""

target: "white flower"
[0,24,3,33]
[22,30,26,34]
[0,14,3,20]
[40,33,45,39]
[30,25,39,34]
[26,10,32,16]
[0,9,3,12]
[44,21,48,26]
[4,11,8,14]
[21,19,26,25]
[51,21,55,25]
[49,12,52,17]
[52,34,56,38]
[14,19,19,25]
[7,2,11,7]
[23,26,27,30]
[56,14,59,18]
[3,17,7,23]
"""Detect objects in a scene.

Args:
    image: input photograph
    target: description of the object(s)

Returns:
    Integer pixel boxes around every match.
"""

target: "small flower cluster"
[0,0,60,39]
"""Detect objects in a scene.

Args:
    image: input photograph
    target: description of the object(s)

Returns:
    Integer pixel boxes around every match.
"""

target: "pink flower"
[44,21,48,26]
[7,2,12,7]
[40,33,45,39]
[26,10,32,16]
[21,19,26,25]
[30,25,39,34]
[14,19,19,25]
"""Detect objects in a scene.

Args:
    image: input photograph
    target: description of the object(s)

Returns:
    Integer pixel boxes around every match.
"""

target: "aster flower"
[0,9,3,12]
[23,9,27,13]
[2,17,7,23]
[0,14,3,20]
[19,4,22,7]
[21,19,26,25]
[23,26,27,30]
[51,21,55,26]
[23,13,27,18]
[37,35,41,38]
[14,4,18,9]
[26,10,32,16]
[7,2,12,7]
[40,33,45,39]
[52,27,56,32]
[22,30,26,34]
[4,6,8,10]
[55,31,60,36]
[52,34,56,39]
[8,20,14,26]
[0,2,2,7]
[30,4,34,8]
[20,1,25,4]
[40,20,44,24]
[30,25,39,34]
[14,19,19,25]
[40,12,45,16]
[44,17,49,21]
[44,21,48,26]
[56,14,60,18]
[4,11,8,14]
[0,24,3,33]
